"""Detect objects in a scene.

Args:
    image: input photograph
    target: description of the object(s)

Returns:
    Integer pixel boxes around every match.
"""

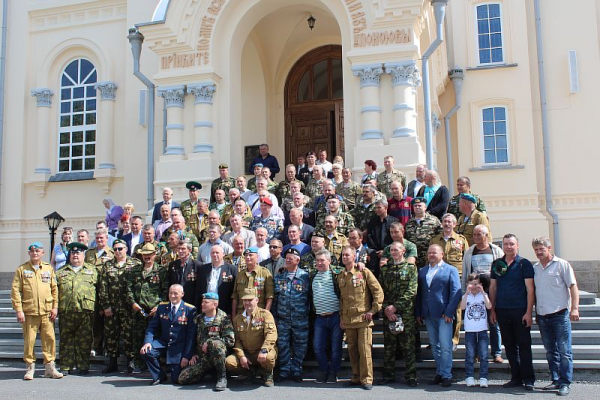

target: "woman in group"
[118,214,132,239]
[362,160,378,184]
[103,198,124,236]
[330,163,344,187]
[50,226,73,271]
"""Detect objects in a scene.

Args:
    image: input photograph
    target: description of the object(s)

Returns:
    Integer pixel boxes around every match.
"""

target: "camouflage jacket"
[160,250,179,268]
[180,199,206,238]
[221,205,253,228]
[247,176,259,192]
[224,254,247,272]
[404,213,442,267]
[210,177,236,203]
[379,260,417,314]
[84,247,115,272]
[194,309,235,352]
[447,192,487,220]
[161,228,200,258]
[456,209,491,248]
[315,211,355,237]
[324,232,350,262]
[300,251,340,274]
[273,267,311,320]
[381,238,418,262]
[336,181,362,210]
[209,201,229,218]
[56,263,98,313]
[275,179,305,203]
[305,178,326,200]
[132,240,168,264]
[250,216,283,243]
[125,262,168,311]
[99,256,141,310]
[351,201,376,231]
[376,169,407,200]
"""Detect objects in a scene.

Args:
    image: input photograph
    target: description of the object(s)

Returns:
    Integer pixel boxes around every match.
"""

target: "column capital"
[352,64,384,87]
[384,61,422,87]
[94,81,118,101]
[31,88,53,107]
[187,82,216,104]
[158,85,186,108]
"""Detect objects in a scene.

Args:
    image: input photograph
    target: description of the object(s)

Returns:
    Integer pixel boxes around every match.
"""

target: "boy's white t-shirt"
[464,292,489,332]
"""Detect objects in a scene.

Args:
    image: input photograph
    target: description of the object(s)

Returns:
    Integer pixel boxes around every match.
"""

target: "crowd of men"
[11,145,580,396]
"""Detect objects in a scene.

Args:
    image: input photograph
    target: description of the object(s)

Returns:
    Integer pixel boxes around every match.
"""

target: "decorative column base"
[94,168,117,194]
[29,173,51,198]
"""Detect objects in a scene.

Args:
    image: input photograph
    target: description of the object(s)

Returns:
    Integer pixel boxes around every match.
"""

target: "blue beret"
[244,246,259,255]
[28,242,44,250]
[460,193,477,203]
[253,163,263,168]
[203,292,219,300]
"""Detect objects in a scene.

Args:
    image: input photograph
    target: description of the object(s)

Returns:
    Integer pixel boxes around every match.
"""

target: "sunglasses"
[114,247,126,251]
[269,245,281,249]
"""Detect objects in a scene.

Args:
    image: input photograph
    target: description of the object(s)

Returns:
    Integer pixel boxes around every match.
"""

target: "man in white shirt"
[316,149,332,176]
[197,225,233,264]
[154,204,173,241]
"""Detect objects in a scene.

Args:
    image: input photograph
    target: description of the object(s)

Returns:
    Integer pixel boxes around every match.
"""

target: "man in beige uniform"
[225,288,278,386]
[11,242,63,380]
[338,246,384,390]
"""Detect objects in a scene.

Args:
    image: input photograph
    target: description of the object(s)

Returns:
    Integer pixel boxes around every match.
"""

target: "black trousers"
[496,308,535,384]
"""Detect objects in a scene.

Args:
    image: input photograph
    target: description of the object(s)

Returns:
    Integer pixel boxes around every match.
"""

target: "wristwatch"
[260,348,268,354]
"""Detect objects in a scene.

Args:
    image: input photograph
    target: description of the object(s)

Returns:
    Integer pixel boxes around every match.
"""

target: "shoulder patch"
[184,302,196,309]
[159,301,169,305]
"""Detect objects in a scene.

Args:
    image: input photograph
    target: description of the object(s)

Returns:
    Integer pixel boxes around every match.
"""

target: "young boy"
[461,273,492,388]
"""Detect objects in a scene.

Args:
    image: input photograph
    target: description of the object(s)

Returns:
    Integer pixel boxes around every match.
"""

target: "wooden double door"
[285,45,344,165]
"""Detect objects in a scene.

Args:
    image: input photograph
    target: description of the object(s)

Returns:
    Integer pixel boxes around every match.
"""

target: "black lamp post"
[44,211,64,261]
[307,14,316,31]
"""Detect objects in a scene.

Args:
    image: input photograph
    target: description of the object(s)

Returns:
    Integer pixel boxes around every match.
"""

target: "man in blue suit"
[416,244,461,388]
[140,284,197,385]
[151,187,181,224]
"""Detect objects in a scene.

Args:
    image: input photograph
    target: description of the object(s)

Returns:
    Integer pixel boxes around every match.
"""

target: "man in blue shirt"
[249,144,280,179]
[490,234,535,391]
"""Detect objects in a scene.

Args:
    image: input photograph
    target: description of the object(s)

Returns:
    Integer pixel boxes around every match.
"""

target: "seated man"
[178,293,235,391]
[140,284,197,385]
[225,288,278,387]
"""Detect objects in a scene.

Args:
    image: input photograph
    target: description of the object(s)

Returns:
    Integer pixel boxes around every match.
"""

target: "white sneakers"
[44,362,64,379]
[466,377,488,387]
[24,363,35,380]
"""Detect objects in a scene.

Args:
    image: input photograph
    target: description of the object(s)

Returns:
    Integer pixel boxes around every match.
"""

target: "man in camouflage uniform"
[337,168,362,211]
[379,221,418,266]
[305,165,326,200]
[456,193,492,247]
[222,197,253,229]
[430,213,469,349]
[273,248,311,382]
[180,181,204,238]
[132,224,168,265]
[231,247,274,317]
[447,176,487,220]
[179,292,235,390]
[162,216,200,258]
[276,164,305,204]
[209,189,229,217]
[404,197,442,268]
[210,163,236,203]
[300,232,338,272]
[315,195,354,236]
[352,184,377,231]
[224,235,247,271]
[57,242,98,374]
[226,288,278,387]
[312,182,347,220]
[84,228,114,357]
[261,167,278,194]
[280,180,304,214]
[99,239,140,373]
[322,215,350,262]
[125,243,169,373]
[247,163,263,192]
[377,156,407,200]
[160,231,180,266]
[379,241,418,386]
[197,211,225,246]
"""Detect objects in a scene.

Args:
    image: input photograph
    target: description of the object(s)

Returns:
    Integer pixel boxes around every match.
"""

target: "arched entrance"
[285,45,344,165]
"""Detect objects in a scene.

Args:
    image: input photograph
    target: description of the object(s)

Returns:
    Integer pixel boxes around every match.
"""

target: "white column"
[94,81,118,169]
[351,64,384,140]
[384,61,422,138]
[158,85,186,156]
[30,88,53,174]
[187,82,216,153]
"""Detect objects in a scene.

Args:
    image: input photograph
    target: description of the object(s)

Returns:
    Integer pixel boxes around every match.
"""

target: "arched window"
[58,59,97,172]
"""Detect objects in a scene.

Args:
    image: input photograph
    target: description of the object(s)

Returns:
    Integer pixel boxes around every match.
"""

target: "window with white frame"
[476,3,503,64]
[58,59,97,172]
[482,106,508,164]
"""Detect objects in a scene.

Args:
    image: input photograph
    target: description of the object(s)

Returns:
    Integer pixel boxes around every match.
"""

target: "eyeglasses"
[114,247,126,251]
[269,245,281,249]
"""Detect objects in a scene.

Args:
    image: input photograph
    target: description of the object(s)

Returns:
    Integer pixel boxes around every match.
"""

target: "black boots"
[102,357,119,374]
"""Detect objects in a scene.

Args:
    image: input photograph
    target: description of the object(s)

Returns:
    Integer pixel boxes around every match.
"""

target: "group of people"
[10,146,580,396]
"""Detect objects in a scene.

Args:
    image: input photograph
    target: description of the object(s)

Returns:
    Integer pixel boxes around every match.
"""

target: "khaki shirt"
[11,261,58,315]
[232,266,274,312]
[324,231,349,262]
[430,232,469,272]
[337,266,383,328]
[456,209,491,247]
[232,307,277,358]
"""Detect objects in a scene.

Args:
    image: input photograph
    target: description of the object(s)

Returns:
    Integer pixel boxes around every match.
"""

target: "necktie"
[170,305,176,320]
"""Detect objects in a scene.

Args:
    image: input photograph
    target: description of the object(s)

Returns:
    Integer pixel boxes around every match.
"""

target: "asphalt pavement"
[1,361,598,400]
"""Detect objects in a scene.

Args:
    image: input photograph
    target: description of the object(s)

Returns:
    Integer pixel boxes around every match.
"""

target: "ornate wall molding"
[352,64,384,87]
[31,88,53,107]
[187,83,216,104]
[29,1,127,33]
[94,81,118,101]
[385,61,422,87]
[158,85,186,108]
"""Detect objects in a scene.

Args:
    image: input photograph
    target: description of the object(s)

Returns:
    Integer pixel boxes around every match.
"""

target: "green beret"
[411,197,426,205]
[113,239,126,248]
[218,164,228,169]
[67,242,88,252]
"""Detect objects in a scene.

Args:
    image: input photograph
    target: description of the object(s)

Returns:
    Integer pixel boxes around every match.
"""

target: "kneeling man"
[140,284,197,385]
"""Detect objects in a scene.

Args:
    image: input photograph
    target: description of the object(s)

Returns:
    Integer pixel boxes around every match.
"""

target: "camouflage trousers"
[178,339,228,385]
[104,306,132,358]
[93,303,104,354]
[129,311,151,367]
[383,316,417,381]
[59,311,94,370]
[276,317,309,377]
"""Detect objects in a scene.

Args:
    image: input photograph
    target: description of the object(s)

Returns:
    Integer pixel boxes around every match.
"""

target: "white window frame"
[474,2,505,66]
[58,58,97,173]
[480,105,510,165]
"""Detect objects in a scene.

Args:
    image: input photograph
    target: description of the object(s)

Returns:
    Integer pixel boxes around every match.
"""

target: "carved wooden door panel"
[335,101,344,160]
[287,108,332,164]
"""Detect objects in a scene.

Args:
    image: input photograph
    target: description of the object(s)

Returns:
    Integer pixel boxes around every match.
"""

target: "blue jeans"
[465,330,489,379]
[538,309,573,386]
[490,321,502,357]
[313,312,343,374]
[425,317,454,379]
